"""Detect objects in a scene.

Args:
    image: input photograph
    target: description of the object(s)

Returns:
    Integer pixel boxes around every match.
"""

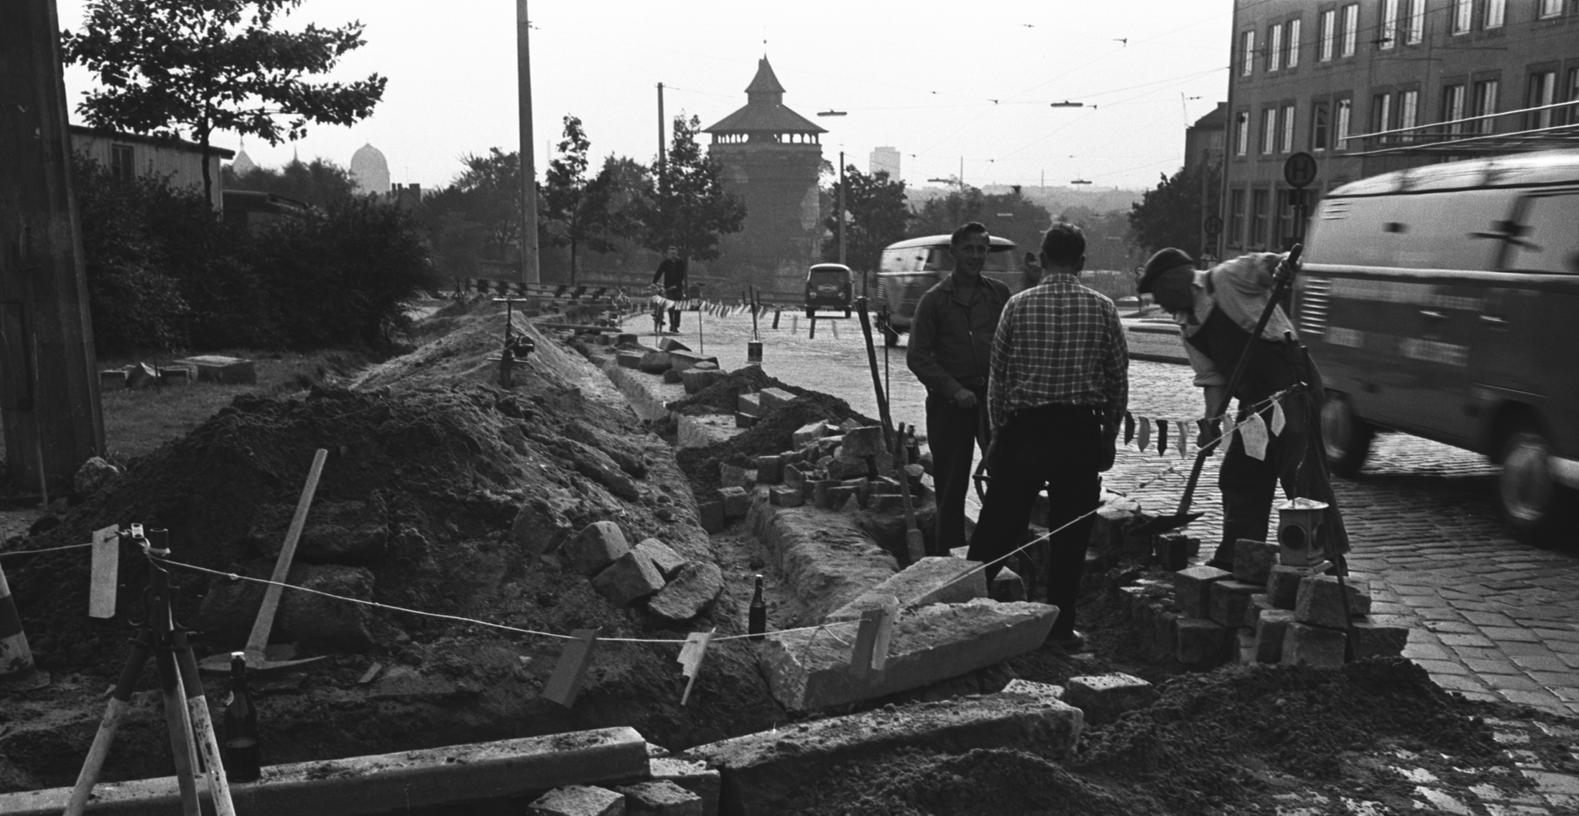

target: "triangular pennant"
[88,525,122,619]
[1136,417,1151,451]
[1241,413,1270,461]
[541,628,599,708]
[1157,419,1169,456]
[677,629,716,706]
[1270,400,1286,436]
[1180,423,1191,458]
[1124,412,1135,444]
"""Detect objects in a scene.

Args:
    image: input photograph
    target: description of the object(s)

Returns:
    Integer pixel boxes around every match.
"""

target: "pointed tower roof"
[705,56,825,135]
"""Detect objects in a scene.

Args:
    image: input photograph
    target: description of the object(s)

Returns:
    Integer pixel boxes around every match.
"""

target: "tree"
[642,114,745,262]
[1128,162,1220,260]
[823,165,910,273]
[581,155,653,270]
[62,0,386,205]
[542,115,613,283]
[911,184,987,236]
[450,148,525,261]
[223,157,357,208]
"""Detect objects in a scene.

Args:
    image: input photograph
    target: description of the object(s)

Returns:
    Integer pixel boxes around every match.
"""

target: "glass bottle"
[222,651,262,782]
[748,575,767,641]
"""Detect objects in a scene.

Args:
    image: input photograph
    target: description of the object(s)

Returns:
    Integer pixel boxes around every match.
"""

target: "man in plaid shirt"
[967,222,1128,652]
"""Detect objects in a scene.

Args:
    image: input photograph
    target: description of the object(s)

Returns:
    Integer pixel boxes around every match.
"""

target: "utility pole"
[0,0,106,496]
[837,151,846,266]
[516,0,539,283]
[657,82,666,185]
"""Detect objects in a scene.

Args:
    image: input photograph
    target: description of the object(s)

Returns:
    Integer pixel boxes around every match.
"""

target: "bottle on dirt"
[222,651,262,782]
[748,575,767,641]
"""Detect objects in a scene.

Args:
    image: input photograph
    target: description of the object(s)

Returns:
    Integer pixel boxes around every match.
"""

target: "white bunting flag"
[1136,416,1151,451]
[1270,400,1286,436]
[1241,413,1270,461]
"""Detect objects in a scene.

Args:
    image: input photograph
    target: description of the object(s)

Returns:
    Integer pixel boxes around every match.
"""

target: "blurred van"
[803,262,853,317]
[873,234,1021,346]
[1295,149,1579,541]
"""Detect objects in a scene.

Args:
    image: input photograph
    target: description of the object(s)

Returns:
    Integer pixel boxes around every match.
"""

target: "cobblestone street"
[628,305,1579,719]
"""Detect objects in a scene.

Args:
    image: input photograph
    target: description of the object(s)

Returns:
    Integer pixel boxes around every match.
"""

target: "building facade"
[870,146,902,179]
[704,57,826,286]
[69,126,234,210]
[1222,0,1579,255]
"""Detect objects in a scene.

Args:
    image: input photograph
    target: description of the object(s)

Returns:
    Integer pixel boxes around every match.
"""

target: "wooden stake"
[542,628,598,707]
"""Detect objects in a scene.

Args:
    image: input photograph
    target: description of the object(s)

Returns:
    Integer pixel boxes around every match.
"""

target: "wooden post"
[0,0,107,495]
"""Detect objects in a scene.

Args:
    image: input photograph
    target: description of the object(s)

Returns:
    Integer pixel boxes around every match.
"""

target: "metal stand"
[66,526,235,816]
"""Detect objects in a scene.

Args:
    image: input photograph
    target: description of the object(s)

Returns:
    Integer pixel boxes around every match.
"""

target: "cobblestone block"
[735,411,758,429]
[617,779,702,816]
[784,463,808,489]
[992,566,1026,602]
[1173,565,1231,619]
[568,520,631,576]
[1232,538,1279,585]
[679,367,727,394]
[1294,574,1372,629]
[828,485,857,510]
[718,486,751,519]
[737,392,762,415]
[1064,673,1158,725]
[1236,630,1257,664]
[770,486,804,508]
[1175,617,1229,666]
[1208,579,1262,628]
[759,387,797,411]
[635,537,687,578]
[1266,564,1305,609]
[591,550,666,607]
[528,784,623,816]
[698,500,725,533]
[812,480,837,509]
[1243,593,1274,628]
[754,454,784,484]
[1282,622,1347,668]
[638,351,672,373]
[1253,609,1295,664]
[792,420,830,447]
[719,463,752,489]
[826,456,870,480]
[1350,619,1410,660]
[839,426,887,459]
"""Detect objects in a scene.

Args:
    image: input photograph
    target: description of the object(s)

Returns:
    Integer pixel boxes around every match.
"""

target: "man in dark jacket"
[651,246,687,333]
[907,221,1010,555]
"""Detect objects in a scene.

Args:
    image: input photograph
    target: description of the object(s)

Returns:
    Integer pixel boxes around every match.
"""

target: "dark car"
[804,263,854,317]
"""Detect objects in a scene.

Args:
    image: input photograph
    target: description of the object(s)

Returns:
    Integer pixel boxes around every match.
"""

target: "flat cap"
[1137,247,1194,293]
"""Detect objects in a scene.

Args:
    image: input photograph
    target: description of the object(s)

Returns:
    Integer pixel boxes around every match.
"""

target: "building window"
[1473,78,1500,133]
[1442,84,1467,134]
[1566,67,1579,125]
[1380,0,1399,49]
[1281,104,1296,153]
[1273,189,1292,250]
[1250,189,1270,247]
[1405,0,1425,43]
[1312,101,1331,151]
[1268,24,1283,72]
[1287,19,1301,68]
[1538,0,1563,18]
[1372,93,1393,145]
[1228,189,1246,247]
[1241,29,1256,77]
[1261,108,1277,155]
[110,144,135,183]
[1528,71,1557,130]
[1235,110,1250,156]
[1484,0,1505,29]
[1399,89,1419,140]
[1340,4,1358,57]
[1319,9,1336,61]
[1452,0,1473,34]
[1336,97,1353,149]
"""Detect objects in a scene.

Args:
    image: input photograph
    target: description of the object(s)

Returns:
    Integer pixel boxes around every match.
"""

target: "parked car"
[873,234,1021,346]
[1295,149,1579,542]
[804,262,853,318]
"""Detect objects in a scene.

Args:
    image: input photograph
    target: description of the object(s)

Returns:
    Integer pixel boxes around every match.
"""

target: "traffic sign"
[1204,215,1224,236]
[1284,152,1318,188]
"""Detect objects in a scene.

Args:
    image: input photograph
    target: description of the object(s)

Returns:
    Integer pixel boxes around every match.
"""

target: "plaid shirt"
[987,272,1128,432]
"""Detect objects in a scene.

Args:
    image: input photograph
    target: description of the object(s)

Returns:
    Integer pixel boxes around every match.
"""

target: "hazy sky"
[54,1,1233,192]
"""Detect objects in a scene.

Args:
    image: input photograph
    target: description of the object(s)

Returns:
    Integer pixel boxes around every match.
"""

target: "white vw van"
[1296,149,1579,542]
[872,234,1022,346]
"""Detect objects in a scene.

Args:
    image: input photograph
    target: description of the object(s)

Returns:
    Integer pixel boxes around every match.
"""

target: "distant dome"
[230,149,256,177]
[350,143,390,195]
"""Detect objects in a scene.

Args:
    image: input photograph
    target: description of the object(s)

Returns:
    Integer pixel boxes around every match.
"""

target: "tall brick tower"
[704,56,825,290]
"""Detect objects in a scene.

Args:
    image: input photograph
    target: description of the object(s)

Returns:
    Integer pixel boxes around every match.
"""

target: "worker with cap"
[1135,247,1350,570]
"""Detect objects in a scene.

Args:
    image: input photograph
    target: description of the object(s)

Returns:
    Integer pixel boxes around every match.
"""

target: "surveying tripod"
[65,524,236,816]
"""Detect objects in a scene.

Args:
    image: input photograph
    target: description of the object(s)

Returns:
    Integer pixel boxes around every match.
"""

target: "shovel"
[200,448,330,675]
[1133,244,1302,537]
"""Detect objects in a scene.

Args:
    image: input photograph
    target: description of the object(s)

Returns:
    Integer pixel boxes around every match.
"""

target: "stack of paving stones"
[611,335,725,392]
[527,742,717,816]
[697,412,925,535]
[556,520,725,623]
[1118,537,1410,669]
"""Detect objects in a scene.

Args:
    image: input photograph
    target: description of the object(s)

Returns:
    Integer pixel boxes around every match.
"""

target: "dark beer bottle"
[222,652,262,782]
[748,575,767,641]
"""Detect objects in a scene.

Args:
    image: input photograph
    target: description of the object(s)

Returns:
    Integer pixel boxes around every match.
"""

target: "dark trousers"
[967,405,1101,639]
[664,287,683,332]
[1215,392,1350,565]
[925,388,988,555]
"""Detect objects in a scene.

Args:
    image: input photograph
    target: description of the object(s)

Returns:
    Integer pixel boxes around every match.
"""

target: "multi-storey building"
[869,146,901,179]
[1222,0,1578,256]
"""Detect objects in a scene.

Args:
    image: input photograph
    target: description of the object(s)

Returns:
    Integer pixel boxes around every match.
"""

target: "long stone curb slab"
[675,414,741,450]
[745,494,898,622]
[681,682,1082,816]
[0,727,648,816]
[826,555,988,622]
[760,598,1059,711]
[602,361,678,422]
